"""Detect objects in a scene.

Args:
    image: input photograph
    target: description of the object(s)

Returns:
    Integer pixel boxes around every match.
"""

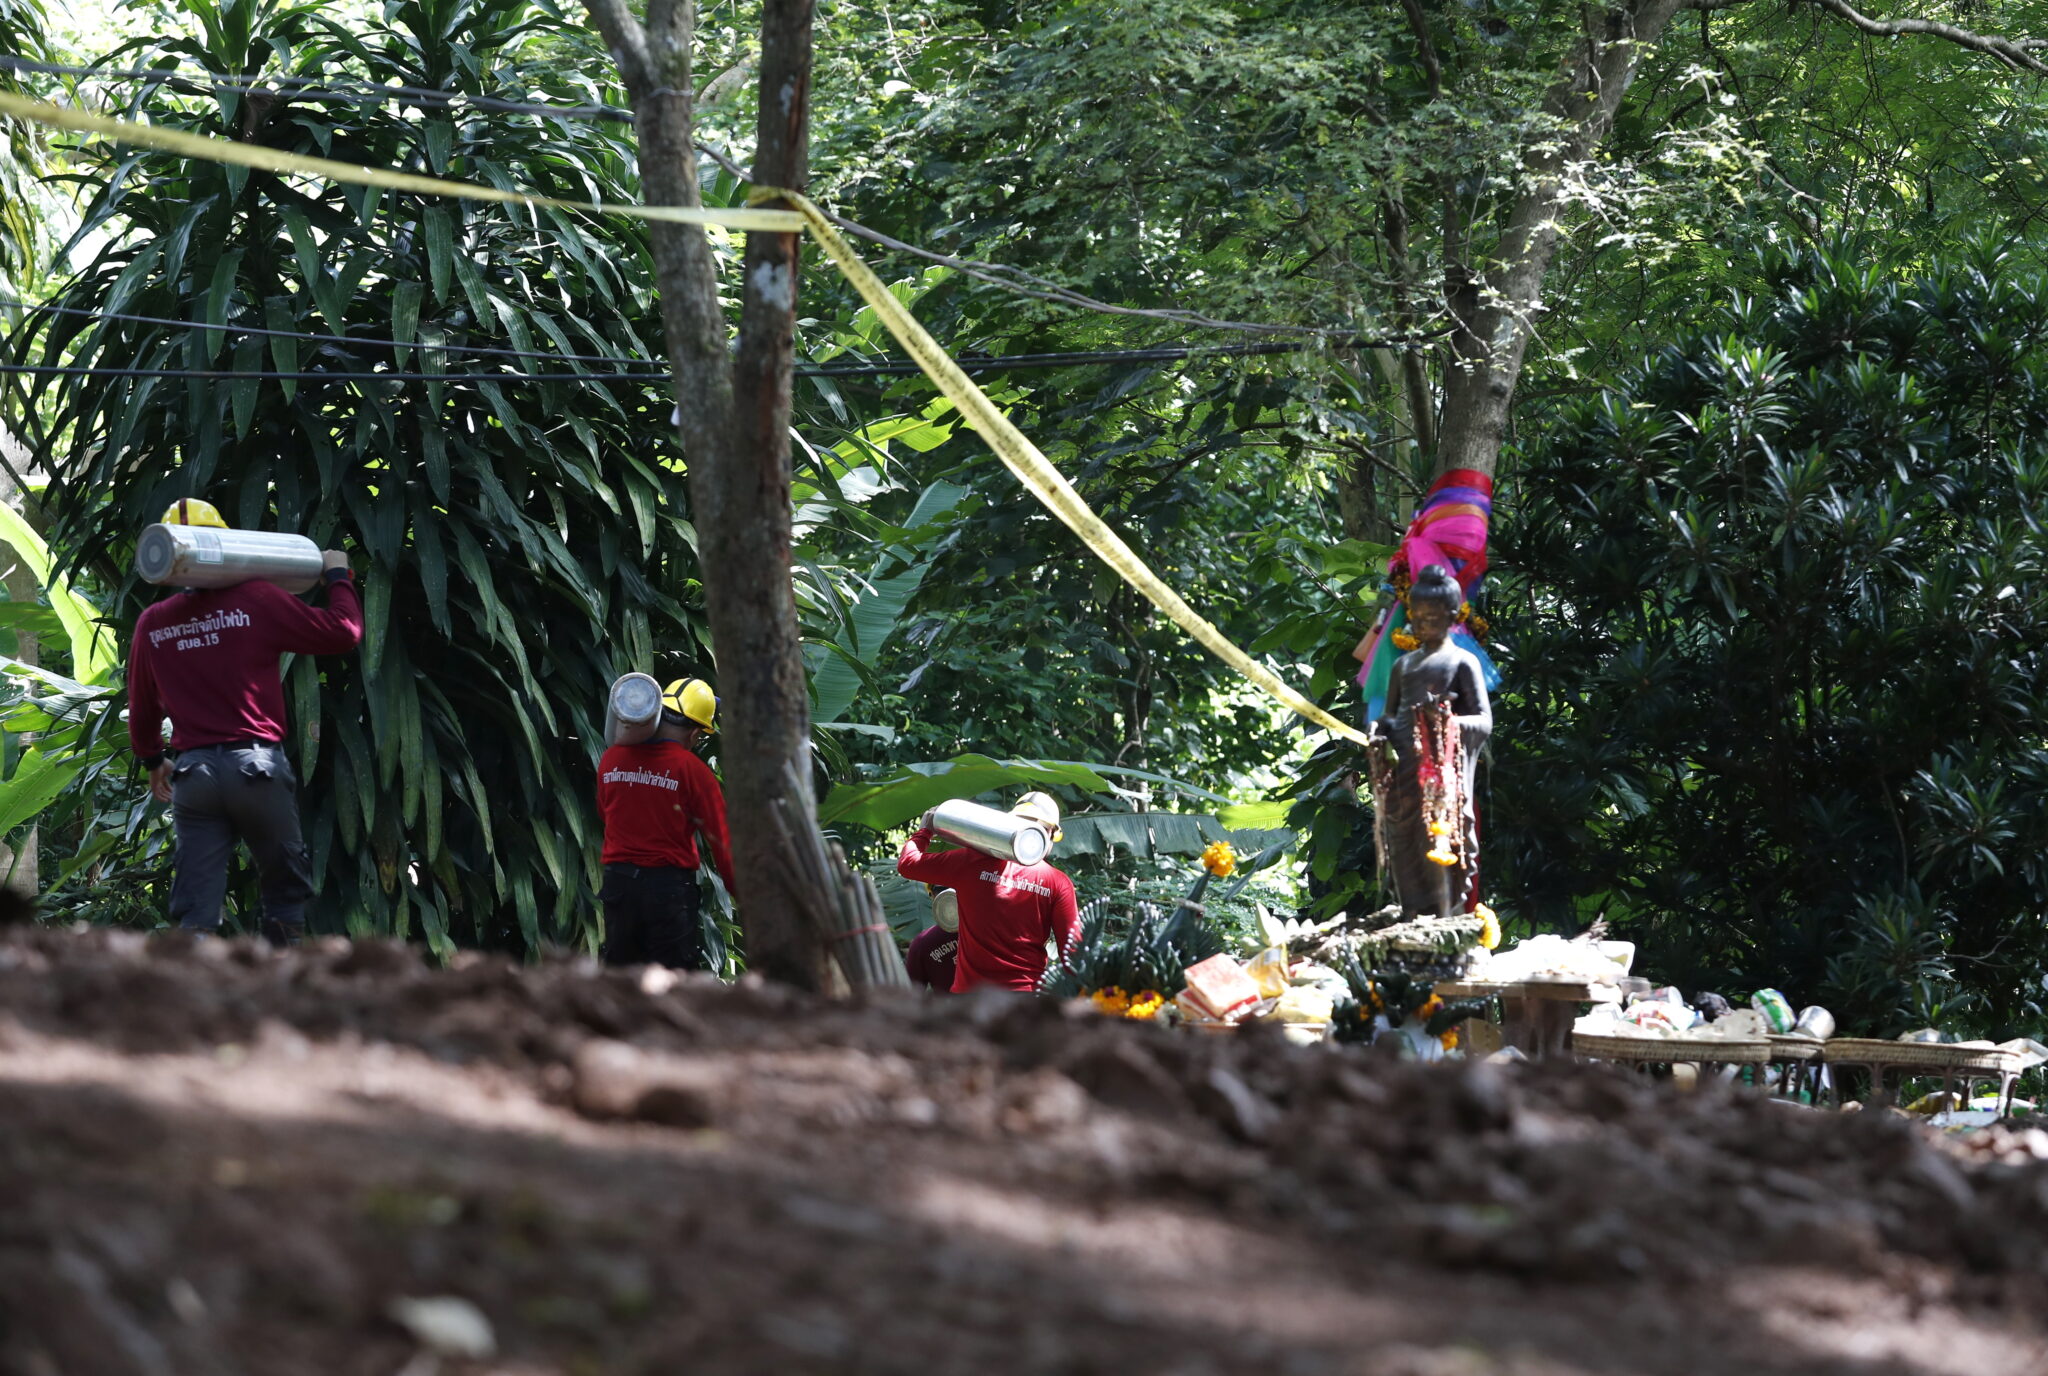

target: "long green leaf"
[0,501,112,682]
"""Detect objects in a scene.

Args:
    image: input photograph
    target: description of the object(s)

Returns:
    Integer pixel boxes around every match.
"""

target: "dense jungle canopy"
[3,0,2048,1035]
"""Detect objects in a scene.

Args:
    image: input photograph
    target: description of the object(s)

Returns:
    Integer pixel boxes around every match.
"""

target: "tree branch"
[1803,0,2048,74]
[583,0,656,90]
[699,56,757,106]
[1399,0,1443,100]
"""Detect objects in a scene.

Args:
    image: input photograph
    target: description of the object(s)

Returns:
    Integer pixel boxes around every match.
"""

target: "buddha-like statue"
[1367,564,1492,918]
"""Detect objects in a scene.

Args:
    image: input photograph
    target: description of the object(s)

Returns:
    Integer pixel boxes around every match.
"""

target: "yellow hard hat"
[161,498,228,529]
[662,678,717,730]
[1010,790,1063,842]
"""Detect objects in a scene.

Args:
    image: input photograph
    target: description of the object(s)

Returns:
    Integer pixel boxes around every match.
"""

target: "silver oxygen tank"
[135,524,324,594]
[931,798,1051,865]
[604,672,664,747]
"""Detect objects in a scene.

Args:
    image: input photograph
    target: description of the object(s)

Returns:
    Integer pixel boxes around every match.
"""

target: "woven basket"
[1438,978,1619,1003]
[1765,1035,1823,1062]
[1574,1032,1771,1065]
[1821,1038,2016,1075]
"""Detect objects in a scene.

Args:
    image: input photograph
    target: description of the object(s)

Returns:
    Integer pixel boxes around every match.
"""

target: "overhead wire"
[0,294,665,368]
[0,339,1331,384]
[0,296,1388,380]
[1,76,1379,745]
[3,51,1436,343]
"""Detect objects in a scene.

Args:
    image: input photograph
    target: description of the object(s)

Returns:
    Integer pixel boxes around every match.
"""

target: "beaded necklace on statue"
[1414,696,1467,869]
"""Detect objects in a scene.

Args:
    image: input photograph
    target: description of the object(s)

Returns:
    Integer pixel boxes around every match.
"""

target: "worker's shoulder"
[133,593,180,631]
[602,739,717,778]
[1028,859,1075,888]
[671,745,722,784]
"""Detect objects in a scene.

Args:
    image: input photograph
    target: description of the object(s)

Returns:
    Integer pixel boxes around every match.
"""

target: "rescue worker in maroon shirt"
[127,499,363,943]
[595,677,735,969]
[896,792,1079,993]
[904,887,960,992]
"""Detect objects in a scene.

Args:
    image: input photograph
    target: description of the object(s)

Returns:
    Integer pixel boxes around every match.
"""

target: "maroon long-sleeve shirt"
[128,575,363,757]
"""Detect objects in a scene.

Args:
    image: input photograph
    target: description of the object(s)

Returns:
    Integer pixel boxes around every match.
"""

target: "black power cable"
[0,295,1367,380]
[4,53,1424,344]
[0,295,667,369]
[0,337,1319,384]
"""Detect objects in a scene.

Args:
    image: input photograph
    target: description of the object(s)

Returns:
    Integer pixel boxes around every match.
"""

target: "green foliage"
[818,752,1247,831]
[1494,243,2048,1036]
[0,497,146,898]
[0,499,115,681]
[7,0,698,952]
[0,0,49,288]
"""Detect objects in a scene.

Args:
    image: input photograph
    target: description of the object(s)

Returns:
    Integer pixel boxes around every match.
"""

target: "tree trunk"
[1434,0,1688,484]
[714,0,826,988]
[584,0,828,990]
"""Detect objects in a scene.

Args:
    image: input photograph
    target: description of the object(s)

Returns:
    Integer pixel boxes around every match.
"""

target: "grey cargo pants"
[168,742,316,942]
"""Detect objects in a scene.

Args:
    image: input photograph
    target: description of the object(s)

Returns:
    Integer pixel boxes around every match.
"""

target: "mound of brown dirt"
[1,927,2044,1376]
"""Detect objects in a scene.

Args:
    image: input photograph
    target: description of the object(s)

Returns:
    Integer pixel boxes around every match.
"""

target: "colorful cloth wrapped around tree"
[1354,467,1502,722]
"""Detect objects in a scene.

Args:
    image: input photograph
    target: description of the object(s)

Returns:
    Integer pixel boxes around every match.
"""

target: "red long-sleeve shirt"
[896,827,1078,993]
[128,576,363,756]
[597,740,734,887]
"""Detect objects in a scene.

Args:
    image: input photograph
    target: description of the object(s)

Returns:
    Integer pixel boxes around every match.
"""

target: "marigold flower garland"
[1200,840,1237,878]
[1088,986,1167,1020]
[1475,902,1501,951]
[1386,574,1489,654]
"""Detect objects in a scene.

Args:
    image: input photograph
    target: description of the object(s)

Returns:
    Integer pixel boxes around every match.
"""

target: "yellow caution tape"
[769,189,1371,748]
[0,91,806,232]
[0,92,1364,748]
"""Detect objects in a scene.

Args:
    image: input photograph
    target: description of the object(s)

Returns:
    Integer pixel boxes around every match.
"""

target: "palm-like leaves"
[1492,244,2048,1031]
[1038,895,1225,999]
[5,0,703,952]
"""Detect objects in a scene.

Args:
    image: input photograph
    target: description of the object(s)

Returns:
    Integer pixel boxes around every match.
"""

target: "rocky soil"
[1,926,2045,1375]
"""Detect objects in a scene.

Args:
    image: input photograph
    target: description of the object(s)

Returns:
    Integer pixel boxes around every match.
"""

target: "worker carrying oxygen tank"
[596,676,734,969]
[896,792,1078,993]
[126,499,362,943]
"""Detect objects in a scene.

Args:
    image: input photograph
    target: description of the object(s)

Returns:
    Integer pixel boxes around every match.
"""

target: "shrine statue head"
[1406,563,1460,644]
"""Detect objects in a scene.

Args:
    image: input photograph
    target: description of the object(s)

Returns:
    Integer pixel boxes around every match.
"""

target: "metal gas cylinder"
[135,524,324,594]
[1792,1005,1836,1040]
[931,798,1051,866]
[604,673,664,747]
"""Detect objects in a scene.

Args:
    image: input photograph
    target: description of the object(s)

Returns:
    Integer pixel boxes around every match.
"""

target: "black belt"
[182,739,282,752]
[603,862,697,880]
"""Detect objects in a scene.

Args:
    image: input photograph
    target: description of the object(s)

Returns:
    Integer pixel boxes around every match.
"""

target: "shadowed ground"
[0,927,2043,1376]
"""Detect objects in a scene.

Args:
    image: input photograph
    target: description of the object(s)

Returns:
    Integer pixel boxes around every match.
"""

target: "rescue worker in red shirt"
[904,887,960,992]
[896,792,1079,993]
[596,677,734,969]
[127,499,362,943]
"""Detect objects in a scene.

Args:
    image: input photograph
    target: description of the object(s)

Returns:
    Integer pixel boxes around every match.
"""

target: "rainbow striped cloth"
[1355,467,1501,723]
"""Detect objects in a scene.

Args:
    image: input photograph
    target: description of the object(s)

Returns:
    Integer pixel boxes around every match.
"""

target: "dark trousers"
[168,743,315,942]
[600,864,703,969]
